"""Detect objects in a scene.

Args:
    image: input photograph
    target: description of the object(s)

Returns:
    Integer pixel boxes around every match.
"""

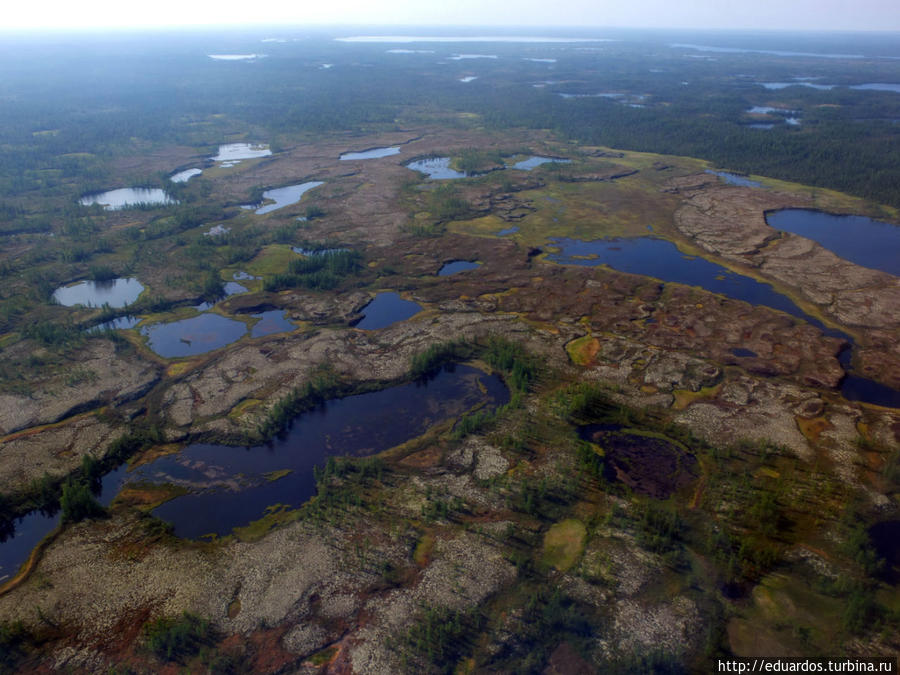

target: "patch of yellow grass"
[542,518,587,572]
[565,336,600,366]
[672,384,722,410]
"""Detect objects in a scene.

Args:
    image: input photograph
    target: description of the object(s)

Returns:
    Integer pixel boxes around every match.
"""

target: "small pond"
[730,347,758,358]
[53,277,144,308]
[243,182,323,215]
[459,76,478,83]
[766,209,900,276]
[340,147,401,160]
[406,157,468,180]
[79,188,174,210]
[126,365,509,538]
[213,143,272,163]
[706,170,762,188]
[233,271,260,280]
[170,168,202,183]
[250,310,295,337]
[439,260,482,276]
[497,226,520,236]
[0,465,129,583]
[578,424,698,498]
[223,282,248,296]
[512,156,571,171]
[355,292,422,330]
[141,313,248,358]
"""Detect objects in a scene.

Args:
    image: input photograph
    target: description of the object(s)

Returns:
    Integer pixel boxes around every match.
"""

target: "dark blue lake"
[127,365,509,538]
[355,292,422,330]
[766,209,900,276]
[439,260,482,276]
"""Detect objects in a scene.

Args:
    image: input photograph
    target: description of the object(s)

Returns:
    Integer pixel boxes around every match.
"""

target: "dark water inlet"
[128,365,509,538]
[0,465,130,583]
[547,236,900,407]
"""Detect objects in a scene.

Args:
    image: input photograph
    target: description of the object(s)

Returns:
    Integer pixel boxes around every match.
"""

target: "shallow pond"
[766,209,900,276]
[53,277,144,308]
[0,465,129,583]
[759,82,836,90]
[340,147,400,160]
[497,226,520,236]
[438,260,482,276]
[546,236,900,407]
[244,181,323,215]
[213,143,272,162]
[79,188,174,210]
[512,156,571,171]
[250,310,295,337]
[406,157,467,180]
[141,313,248,358]
[706,170,762,188]
[170,168,202,183]
[126,365,509,538]
[459,76,478,83]
[355,292,422,330]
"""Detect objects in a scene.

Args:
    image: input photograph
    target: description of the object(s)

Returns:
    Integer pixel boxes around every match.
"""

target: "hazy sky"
[6,0,900,32]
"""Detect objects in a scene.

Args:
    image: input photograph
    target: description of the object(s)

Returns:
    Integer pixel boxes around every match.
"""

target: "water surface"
[128,365,509,538]
[0,465,129,583]
[340,147,400,160]
[141,313,248,357]
[53,277,144,308]
[512,156,571,171]
[213,143,272,162]
[439,261,482,276]
[250,310,295,337]
[406,157,467,180]
[245,181,323,215]
[79,188,174,210]
[766,209,900,276]
[760,82,836,90]
[850,83,900,93]
[170,168,202,183]
[355,292,422,329]
[706,170,762,188]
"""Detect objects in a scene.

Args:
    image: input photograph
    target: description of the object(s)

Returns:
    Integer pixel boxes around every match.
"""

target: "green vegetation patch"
[542,519,587,571]
[142,611,215,663]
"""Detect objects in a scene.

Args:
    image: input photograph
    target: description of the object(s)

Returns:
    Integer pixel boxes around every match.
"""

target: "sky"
[5,0,899,32]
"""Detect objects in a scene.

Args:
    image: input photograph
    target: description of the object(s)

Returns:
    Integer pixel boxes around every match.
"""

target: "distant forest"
[0,31,898,208]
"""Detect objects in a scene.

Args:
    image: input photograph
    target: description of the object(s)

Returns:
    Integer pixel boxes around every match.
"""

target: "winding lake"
[766,209,900,276]
[244,181,323,215]
[355,292,423,329]
[340,147,400,160]
[79,188,174,210]
[53,277,144,308]
[170,168,202,183]
[126,365,509,538]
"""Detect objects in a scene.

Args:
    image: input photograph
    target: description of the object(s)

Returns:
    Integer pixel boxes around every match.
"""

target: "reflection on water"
[355,292,422,329]
[53,277,144,308]
[127,365,509,538]
[79,188,174,210]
